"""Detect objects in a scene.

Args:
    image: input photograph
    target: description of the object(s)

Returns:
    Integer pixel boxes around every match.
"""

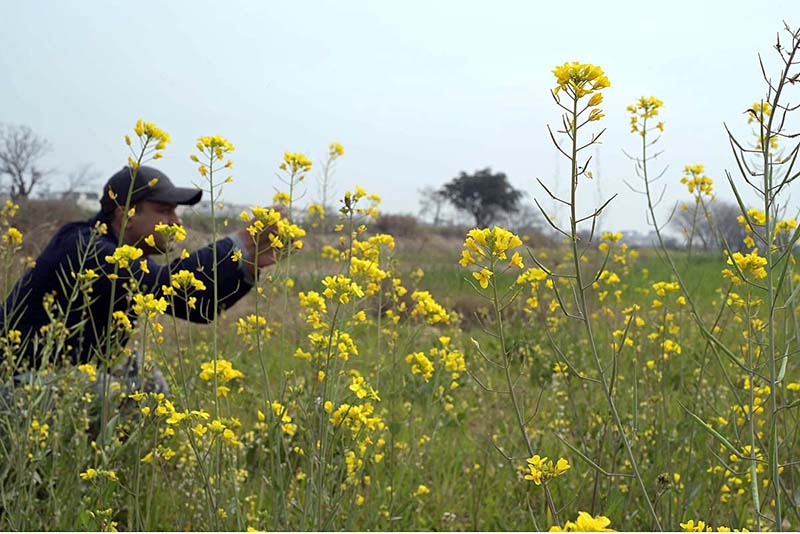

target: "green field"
[0,209,795,531]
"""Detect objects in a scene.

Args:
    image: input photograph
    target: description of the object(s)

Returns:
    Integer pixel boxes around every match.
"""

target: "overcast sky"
[1,1,798,233]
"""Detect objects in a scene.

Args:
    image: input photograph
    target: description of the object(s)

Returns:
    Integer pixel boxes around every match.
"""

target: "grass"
[2,25,800,527]
[0,196,794,532]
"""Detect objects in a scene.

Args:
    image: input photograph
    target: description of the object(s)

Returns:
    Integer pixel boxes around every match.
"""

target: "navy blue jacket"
[0,213,253,369]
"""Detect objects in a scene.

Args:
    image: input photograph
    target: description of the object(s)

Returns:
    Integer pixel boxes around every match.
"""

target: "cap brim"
[150,187,202,206]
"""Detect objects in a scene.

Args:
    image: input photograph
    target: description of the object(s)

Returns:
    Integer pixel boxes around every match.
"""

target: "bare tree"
[417,185,448,225]
[62,163,101,195]
[675,201,714,252]
[674,199,748,252]
[495,202,543,234]
[0,123,52,200]
[712,202,749,252]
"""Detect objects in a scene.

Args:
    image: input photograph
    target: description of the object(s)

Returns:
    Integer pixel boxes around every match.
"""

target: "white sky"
[2,1,798,233]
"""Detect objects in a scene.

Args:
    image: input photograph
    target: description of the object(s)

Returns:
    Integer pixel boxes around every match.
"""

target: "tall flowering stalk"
[99,120,170,435]
[190,134,235,525]
[276,150,312,273]
[317,142,344,229]
[460,227,567,526]
[308,187,363,529]
[147,223,192,400]
[239,203,304,528]
[239,150,310,526]
[625,99,713,525]
[0,202,27,349]
[537,61,663,529]
[274,150,310,352]
[190,135,234,421]
[723,26,800,530]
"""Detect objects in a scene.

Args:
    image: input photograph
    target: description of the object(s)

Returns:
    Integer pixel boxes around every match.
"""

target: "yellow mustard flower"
[524,454,571,486]
[2,227,23,246]
[552,62,611,98]
[105,245,143,269]
[473,268,493,289]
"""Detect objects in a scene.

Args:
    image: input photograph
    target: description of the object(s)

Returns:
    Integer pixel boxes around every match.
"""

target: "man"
[0,165,277,395]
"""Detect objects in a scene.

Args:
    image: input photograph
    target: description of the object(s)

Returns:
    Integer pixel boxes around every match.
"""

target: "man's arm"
[89,235,253,324]
[142,217,286,322]
[92,215,285,324]
[151,235,255,323]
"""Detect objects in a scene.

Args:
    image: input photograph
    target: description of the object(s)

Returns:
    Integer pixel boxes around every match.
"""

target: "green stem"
[315,303,341,530]
[207,152,222,531]
[762,110,782,532]
[569,95,662,530]
[100,148,146,439]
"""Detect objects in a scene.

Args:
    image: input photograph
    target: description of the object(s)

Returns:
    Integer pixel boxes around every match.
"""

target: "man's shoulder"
[53,219,109,242]
[40,218,116,261]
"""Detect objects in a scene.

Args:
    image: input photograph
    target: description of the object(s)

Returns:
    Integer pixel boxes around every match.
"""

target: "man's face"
[122,200,182,254]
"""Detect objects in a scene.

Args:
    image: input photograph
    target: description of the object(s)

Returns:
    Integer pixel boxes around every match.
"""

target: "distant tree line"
[416,166,758,253]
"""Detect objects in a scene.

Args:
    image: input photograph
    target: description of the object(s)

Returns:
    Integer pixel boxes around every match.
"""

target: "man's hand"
[235,226,278,270]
